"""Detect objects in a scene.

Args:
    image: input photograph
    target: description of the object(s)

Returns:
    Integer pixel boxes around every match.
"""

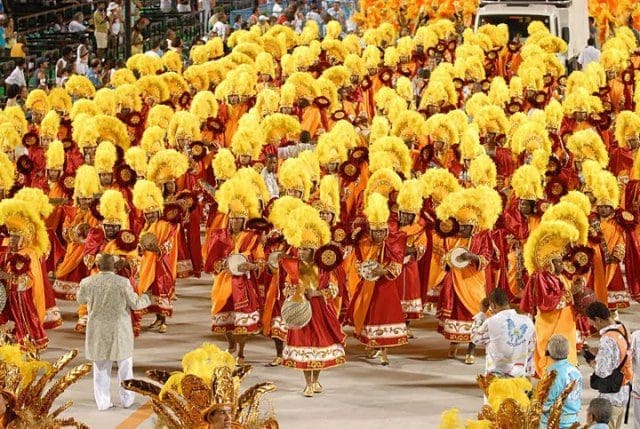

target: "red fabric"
[64,146,85,176]
[27,146,47,189]
[520,271,565,315]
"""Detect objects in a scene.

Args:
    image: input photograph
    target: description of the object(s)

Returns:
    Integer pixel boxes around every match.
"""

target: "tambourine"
[0,280,5,312]
[449,247,470,269]
[615,209,637,230]
[358,260,382,282]
[268,251,282,270]
[163,202,184,224]
[8,253,30,275]
[227,253,249,276]
[507,101,523,114]
[126,112,143,127]
[435,217,459,238]
[140,232,159,250]
[314,96,331,109]
[567,245,594,275]
[339,160,359,183]
[349,147,368,164]
[331,110,348,122]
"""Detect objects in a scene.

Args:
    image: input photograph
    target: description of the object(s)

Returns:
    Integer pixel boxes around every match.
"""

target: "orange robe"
[589,218,628,309]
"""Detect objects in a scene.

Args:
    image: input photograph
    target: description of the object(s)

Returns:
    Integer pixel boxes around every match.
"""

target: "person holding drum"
[278,204,346,397]
[209,176,265,366]
[52,165,102,333]
[434,186,502,364]
[348,192,408,366]
[520,221,581,378]
[133,179,179,334]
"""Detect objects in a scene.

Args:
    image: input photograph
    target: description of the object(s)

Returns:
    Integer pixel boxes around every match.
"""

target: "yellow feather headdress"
[132,179,164,213]
[468,154,497,188]
[421,168,461,202]
[283,204,331,249]
[368,136,412,178]
[147,149,189,184]
[615,111,640,148]
[278,158,312,201]
[4,106,28,137]
[425,114,459,146]
[215,177,261,219]
[364,167,403,202]
[73,165,100,199]
[524,220,579,274]
[261,113,301,144]
[72,115,99,150]
[124,147,148,177]
[48,87,72,114]
[231,124,266,160]
[65,75,96,99]
[436,186,502,230]
[566,129,608,167]
[0,152,14,190]
[94,88,117,116]
[95,141,117,174]
[364,192,390,230]
[146,104,175,130]
[162,50,183,74]
[14,187,53,219]
[25,89,50,114]
[511,165,543,200]
[397,179,424,216]
[318,174,340,222]
[560,191,592,217]
[110,68,137,88]
[168,111,202,146]
[114,84,143,113]
[69,99,100,121]
[212,148,237,181]
[592,170,620,208]
[235,167,271,204]
[268,196,306,231]
[541,201,589,245]
[0,199,49,257]
[95,114,130,151]
[510,120,552,155]
[190,90,219,122]
[99,189,129,227]
[473,105,509,136]
[45,140,65,170]
[0,122,20,152]
[39,111,60,140]
[140,126,166,155]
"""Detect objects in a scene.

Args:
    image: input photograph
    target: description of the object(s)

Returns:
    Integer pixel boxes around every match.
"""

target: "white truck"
[474,0,590,69]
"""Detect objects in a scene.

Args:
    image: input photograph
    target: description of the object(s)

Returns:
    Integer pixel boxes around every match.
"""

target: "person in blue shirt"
[86,59,103,89]
[541,334,583,428]
[586,397,612,428]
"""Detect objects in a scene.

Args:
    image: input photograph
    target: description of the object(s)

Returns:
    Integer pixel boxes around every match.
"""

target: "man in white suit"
[77,253,150,411]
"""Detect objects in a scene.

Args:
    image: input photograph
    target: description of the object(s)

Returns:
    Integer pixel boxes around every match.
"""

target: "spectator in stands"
[0,16,7,56]
[5,84,19,108]
[177,0,191,12]
[306,5,323,27]
[211,14,228,42]
[131,18,150,55]
[327,1,346,28]
[145,39,165,58]
[5,17,15,53]
[272,0,283,17]
[171,36,183,53]
[56,46,74,87]
[75,44,90,76]
[166,29,176,50]
[52,13,67,33]
[5,58,26,88]
[247,7,260,27]
[258,15,270,33]
[77,36,91,63]
[86,58,103,89]
[108,2,123,50]
[59,64,73,87]
[131,0,142,26]
[233,15,243,32]
[160,0,172,12]
[29,58,49,90]
[578,38,601,70]
[94,1,110,59]
[9,35,26,59]
[68,12,88,33]
[293,10,304,33]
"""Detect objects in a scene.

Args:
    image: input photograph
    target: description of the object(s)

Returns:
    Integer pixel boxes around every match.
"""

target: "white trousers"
[92,357,135,411]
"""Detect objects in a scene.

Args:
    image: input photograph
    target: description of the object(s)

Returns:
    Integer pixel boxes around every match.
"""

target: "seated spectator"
[177,0,191,12]
[272,0,283,17]
[0,16,7,55]
[247,7,259,27]
[68,12,88,33]
[586,398,612,428]
[541,335,582,428]
[59,64,73,87]
[86,59,103,89]
[29,58,49,90]
[5,58,26,88]
[56,46,74,87]
[145,39,165,58]
[160,0,172,12]
[131,18,150,55]
[4,84,19,107]
[75,49,89,76]
[52,13,67,33]
[9,35,26,58]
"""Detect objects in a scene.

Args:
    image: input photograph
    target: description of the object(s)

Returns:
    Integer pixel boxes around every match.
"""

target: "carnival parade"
[0,0,640,427]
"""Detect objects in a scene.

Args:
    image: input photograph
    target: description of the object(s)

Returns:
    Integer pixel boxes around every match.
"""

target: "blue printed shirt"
[541,359,583,428]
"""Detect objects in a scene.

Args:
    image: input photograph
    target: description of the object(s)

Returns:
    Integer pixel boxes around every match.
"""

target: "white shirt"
[261,168,279,198]
[578,45,601,69]
[68,20,87,33]
[75,60,88,76]
[177,3,191,12]
[272,2,283,16]
[160,0,172,12]
[595,324,631,407]
[5,67,25,87]
[630,330,640,395]
[277,143,315,159]
[212,21,227,40]
[471,309,535,377]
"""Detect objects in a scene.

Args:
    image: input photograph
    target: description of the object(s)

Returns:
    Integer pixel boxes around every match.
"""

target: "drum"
[449,247,470,269]
[0,281,6,312]
[358,260,381,281]
[281,296,312,329]
[268,251,282,270]
[140,232,159,250]
[227,253,248,276]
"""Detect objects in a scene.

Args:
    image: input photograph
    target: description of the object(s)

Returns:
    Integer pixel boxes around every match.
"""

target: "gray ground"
[42,275,634,428]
